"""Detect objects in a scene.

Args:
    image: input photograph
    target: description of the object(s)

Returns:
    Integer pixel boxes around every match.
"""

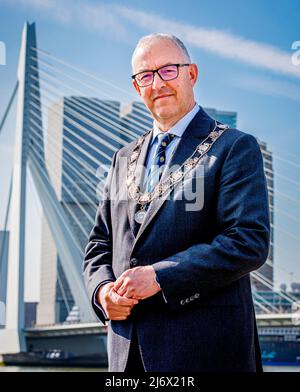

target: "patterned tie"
[145,133,175,193]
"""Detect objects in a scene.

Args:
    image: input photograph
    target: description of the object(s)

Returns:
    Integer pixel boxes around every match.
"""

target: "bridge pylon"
[0,21,96,354]
[0,21,38,353]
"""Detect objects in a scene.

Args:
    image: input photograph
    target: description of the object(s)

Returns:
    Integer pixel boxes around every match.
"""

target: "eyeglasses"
[132,63,190,87]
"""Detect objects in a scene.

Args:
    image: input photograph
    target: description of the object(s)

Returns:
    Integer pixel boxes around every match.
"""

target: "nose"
[152,71,166,89]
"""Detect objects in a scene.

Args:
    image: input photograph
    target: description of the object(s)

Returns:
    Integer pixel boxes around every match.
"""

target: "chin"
[154,106,177,120]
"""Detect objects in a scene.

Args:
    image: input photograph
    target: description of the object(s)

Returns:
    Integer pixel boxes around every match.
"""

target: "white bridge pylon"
[0,22,95,354]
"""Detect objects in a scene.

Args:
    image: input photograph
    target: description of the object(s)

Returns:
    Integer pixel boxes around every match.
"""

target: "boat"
[259,327,300,366]
[3,349,108,368]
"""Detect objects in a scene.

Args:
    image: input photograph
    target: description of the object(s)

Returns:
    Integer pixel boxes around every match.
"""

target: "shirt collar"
[151,103,200,144]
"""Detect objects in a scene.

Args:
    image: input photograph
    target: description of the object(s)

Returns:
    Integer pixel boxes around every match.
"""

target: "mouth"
[153,94,174,101]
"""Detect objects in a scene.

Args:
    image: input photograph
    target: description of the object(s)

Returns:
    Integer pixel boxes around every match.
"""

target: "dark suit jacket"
[83,106,270,372]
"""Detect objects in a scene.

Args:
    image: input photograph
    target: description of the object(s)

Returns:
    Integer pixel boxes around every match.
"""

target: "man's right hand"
[96,282,139,320]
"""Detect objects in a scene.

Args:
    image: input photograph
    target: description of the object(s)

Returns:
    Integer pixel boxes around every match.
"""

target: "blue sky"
[0,0,299,300]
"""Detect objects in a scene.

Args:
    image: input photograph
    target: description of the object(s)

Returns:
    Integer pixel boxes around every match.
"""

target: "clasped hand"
[97,266,161,320]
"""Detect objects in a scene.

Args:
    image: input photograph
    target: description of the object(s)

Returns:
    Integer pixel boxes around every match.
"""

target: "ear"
[133,80,141,96]
[189,63,198,87]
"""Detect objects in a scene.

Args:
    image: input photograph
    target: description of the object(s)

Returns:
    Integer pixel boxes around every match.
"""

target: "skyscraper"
[37,97,127,324]
[203,108,274,291]
[255,140,274,290]
[204,107,237,128]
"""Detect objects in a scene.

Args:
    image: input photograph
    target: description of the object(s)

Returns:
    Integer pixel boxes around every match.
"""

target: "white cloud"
[1,0,130,40]
[2,0,300,79]
[235,75,300,102]
[116,6,300,80]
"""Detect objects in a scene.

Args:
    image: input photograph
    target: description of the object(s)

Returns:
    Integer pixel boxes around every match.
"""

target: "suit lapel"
[131,106,216,246]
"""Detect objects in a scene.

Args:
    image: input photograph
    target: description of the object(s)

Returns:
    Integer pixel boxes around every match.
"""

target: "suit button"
[130,258,138,267]
[185,298,190,303]
[190,296,194,301]
[194,293,200,299]
[180,299,185,306]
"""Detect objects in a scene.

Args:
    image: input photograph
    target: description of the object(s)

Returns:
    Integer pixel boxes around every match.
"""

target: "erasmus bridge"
[0,23,300,361]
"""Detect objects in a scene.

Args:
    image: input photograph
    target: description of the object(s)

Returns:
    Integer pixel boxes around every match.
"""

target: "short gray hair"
[131,33,191,71]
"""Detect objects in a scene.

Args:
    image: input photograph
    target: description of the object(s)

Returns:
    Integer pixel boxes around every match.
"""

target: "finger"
[110,303,133,312]
[111,315,129,321]
[110,306,132,316]
[117,287,135,299]
[114,280,135,298]
[108,296,136,309]
[121,291,140,301]
[113,279,123,291]
[110,289,138,306]
[109,308,131,317]
[116,284,127,297]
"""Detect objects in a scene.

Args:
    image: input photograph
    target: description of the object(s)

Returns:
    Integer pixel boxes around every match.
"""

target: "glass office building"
[37,97,128,324]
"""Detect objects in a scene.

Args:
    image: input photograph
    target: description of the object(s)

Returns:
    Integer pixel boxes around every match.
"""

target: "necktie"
[145,133,175,193]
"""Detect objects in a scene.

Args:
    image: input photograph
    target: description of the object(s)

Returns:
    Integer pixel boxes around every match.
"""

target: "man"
[83,33,270,372]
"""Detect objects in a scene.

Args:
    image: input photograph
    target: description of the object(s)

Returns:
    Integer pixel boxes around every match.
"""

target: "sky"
[0,0,299,301]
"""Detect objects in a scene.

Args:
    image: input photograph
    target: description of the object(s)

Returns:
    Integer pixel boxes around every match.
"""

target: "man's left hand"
[113,266,161,300]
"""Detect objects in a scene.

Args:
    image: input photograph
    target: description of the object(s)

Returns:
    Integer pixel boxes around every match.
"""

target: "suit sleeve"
[153,133,270,310]
[82,152,117,324]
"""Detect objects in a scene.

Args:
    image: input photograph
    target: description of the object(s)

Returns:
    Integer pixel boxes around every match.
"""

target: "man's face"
[132,39,198,128]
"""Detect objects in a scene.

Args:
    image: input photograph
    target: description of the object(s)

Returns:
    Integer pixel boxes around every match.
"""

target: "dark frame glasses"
[132,63,190,87]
